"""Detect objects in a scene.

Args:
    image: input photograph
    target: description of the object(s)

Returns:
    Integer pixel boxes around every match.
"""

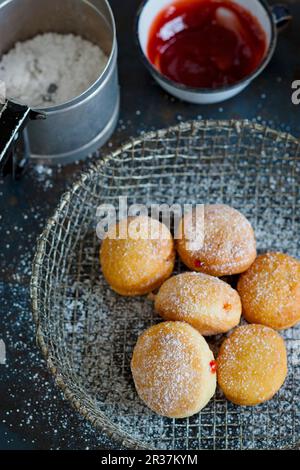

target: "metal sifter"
[0,0,119,173]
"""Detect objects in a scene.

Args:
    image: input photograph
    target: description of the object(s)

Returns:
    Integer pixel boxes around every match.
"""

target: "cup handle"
[272,4,292,32]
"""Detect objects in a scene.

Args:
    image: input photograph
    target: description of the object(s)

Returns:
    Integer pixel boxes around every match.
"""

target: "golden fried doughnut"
[154,272,242,336]
[217,324,287,406]
[131,322,217,418]
[237,252,300,330]
[100,216,175,296]
[176,204,256,276]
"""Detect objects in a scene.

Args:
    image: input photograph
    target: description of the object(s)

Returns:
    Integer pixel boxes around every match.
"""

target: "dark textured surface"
[0,0,299,450]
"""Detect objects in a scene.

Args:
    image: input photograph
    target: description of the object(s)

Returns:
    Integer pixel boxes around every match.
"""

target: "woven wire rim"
[30,119,300,450]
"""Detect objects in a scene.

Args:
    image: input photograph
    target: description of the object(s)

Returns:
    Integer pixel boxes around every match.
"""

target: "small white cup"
[136,0,291,104]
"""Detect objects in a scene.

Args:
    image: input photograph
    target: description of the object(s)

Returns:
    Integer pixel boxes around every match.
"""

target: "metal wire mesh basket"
[31,120,300,450]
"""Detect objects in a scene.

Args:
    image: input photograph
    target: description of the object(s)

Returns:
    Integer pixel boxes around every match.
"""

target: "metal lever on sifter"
[0,100,45,179]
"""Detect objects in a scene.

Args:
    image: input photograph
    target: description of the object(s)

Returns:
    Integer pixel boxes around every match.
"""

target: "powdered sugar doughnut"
[154,272,242,336]
[217,324,287,406]
[176,205,256,276]
[237,252,300,330]
[100,216,175,296]
[131,322,216,418]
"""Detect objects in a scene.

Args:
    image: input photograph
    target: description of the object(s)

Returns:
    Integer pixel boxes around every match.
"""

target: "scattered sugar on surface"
[102,216,174,289]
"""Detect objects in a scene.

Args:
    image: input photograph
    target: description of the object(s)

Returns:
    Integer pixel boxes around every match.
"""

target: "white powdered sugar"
[0,33,108,108]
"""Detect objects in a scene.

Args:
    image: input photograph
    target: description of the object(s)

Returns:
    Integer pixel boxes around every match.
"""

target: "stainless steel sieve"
[0,0,119,164]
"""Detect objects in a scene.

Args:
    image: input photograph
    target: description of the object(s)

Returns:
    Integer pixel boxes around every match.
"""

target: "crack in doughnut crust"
[237,252,300,330]
[217,324,287,406]
[100,216,175,296]
[131,322,216,418]
[176,204,256,277]
[155,272,242,336]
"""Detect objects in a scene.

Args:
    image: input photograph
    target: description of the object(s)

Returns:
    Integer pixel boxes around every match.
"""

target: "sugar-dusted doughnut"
[100,216,175,296]
[237,252,300,330]
[176,204,256,276]
[154,272,242,336]
[131,322,217,418]
[217,324,287,406]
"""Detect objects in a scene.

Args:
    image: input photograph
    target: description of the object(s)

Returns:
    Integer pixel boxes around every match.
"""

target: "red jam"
[194,259,204,268]
[147,0,267,89]
[210,360,217,373]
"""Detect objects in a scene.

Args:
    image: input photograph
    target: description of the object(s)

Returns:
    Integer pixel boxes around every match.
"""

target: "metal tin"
[0,0,119,164]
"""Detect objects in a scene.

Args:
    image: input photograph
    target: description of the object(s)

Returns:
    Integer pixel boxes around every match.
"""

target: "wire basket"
[31,120,300,450]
